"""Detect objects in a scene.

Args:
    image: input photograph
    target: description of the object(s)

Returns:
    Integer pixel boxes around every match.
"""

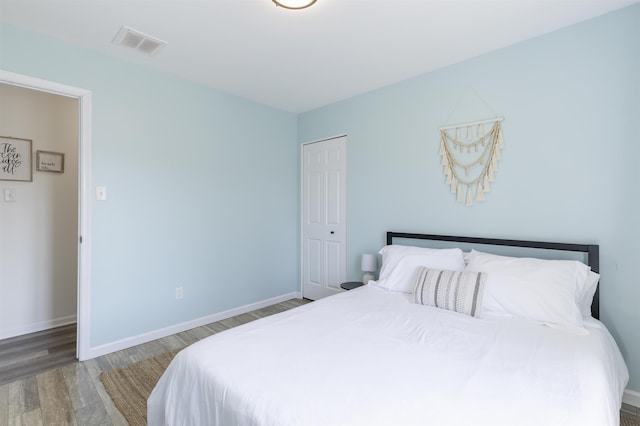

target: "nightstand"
[340,281,365,291]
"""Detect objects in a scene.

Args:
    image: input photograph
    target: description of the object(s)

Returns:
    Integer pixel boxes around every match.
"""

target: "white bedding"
[148,285,628,426]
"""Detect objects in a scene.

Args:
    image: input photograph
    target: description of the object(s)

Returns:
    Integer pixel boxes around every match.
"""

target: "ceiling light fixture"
[272,0,317,10]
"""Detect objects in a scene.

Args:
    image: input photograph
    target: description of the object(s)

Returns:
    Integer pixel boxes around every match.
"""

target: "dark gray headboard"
[386,232,600,319]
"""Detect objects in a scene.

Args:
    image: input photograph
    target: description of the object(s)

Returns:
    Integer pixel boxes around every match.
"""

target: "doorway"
[301,136,347,300]
[0,70,92,360]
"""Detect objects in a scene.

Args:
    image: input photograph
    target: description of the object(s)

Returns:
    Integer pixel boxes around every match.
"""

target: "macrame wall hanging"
[439,117,504,206]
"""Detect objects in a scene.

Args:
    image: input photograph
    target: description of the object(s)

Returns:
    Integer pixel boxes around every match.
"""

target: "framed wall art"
[0,136,33,182]
[36,150,65,173]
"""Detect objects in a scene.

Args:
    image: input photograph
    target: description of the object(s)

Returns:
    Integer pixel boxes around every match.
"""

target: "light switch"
[96,186,107,201]
[3,188,16,202]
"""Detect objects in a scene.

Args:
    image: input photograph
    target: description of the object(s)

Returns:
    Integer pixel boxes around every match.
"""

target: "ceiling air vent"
[112,26,167,56]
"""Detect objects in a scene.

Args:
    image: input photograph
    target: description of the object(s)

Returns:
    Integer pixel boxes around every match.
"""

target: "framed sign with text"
[36,150,65,173]
[0,136,33,182]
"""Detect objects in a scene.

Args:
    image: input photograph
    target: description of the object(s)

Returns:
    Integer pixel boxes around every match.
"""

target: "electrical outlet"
[175,287,183,300]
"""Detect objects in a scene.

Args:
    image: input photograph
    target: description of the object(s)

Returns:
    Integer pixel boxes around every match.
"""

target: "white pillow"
[579,270,599,318]
[465,250,589,332]
[374,245,466,293]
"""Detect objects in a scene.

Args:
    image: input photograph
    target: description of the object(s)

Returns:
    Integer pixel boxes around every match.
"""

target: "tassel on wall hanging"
[439,117,504,206]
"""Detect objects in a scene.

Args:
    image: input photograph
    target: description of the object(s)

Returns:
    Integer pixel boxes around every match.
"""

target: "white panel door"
[302,136,346,300]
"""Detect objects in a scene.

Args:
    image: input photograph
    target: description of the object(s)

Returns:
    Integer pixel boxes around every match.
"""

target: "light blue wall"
[0,23,298,346]
[298,5,640,391]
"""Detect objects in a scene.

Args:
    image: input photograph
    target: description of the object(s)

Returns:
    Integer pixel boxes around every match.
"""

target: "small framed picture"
[1,136,33,182]
[36,150,65,173]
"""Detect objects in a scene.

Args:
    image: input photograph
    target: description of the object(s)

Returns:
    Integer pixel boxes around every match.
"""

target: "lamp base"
[362,272,375,284]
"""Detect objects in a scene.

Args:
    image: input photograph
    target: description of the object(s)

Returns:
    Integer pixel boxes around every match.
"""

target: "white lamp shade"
[361,254,378,272]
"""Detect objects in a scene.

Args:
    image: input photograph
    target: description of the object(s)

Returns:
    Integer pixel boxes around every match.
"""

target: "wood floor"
[0,298,309,425]
[0,324,77,387]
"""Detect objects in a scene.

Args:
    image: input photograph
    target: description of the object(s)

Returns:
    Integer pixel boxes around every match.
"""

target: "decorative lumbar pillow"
[412,267,487,318]
[374,245,466,293]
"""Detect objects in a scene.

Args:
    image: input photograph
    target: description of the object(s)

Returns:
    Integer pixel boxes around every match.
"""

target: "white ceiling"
[0,0,636,113]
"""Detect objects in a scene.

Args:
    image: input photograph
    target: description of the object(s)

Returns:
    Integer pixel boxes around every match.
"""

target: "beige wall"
[0,84,78,338]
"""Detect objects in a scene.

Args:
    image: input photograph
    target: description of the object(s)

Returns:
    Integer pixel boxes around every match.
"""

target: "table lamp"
[361,253,378,284]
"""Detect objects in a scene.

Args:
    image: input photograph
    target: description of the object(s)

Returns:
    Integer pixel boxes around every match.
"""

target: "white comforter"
[148,286,628,426]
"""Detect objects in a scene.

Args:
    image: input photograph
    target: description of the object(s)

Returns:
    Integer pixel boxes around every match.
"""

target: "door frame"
[0,70,92,361]
[300,134,347,299]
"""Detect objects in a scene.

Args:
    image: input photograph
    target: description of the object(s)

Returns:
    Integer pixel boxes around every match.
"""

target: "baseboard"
[0,315,77,340]
[624,388,640,408]
[83,291,302,360]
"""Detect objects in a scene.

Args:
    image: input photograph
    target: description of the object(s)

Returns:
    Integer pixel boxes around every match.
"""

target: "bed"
[148,232,629,426]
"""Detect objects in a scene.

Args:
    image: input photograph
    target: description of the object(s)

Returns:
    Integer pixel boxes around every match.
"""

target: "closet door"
[301,136,346,300]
